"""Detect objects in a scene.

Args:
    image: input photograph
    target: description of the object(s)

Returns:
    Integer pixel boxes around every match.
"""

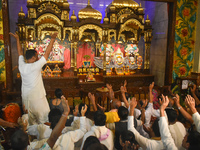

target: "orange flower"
[181,48,187,56]
[182,29,188,37]
[183,8,190,16]
[179,67,186,75]
[176,20,179,25]
[191,40,195,45]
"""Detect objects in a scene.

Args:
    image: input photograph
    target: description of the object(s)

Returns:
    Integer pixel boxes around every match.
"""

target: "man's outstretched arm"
[43,33,58,60]
[9,32,23,56]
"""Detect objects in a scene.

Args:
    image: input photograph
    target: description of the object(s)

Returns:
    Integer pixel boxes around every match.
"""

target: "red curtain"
[76,43,95,68]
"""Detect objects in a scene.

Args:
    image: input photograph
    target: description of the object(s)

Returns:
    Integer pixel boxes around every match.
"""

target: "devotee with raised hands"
[174,94,193,123]
[128,97,165,150]
[10,95,70,150]
[158,95,178,150]
[9,32,58,125]
[185,95,200,133]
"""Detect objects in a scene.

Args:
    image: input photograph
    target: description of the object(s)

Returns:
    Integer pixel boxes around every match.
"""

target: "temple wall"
[145,2,168,86]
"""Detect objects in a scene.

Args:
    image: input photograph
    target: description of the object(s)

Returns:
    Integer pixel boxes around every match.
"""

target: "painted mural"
[173,0,198,80]
[0,1,6,82]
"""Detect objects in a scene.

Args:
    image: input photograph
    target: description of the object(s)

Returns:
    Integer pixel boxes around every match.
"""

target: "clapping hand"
[61,95,70,116]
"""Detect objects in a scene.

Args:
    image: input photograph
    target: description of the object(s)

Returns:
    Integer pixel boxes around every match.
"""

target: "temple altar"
[5,0,154,101]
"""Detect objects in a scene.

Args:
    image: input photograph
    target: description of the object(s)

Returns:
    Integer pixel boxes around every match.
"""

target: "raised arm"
[159,95,178,150]
[106,84,115,100]
[185,95,200,133]
[43,33,58,60]
[47,95,70,148]
[128,97,149,149]
[121,86,129,108]
[190,84,200,106]
[149,82,154,103]
[88,92,97,111]
[174,94,193,123]
[9,32,23,56]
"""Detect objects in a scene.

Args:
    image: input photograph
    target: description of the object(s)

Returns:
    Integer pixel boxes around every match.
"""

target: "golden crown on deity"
[26,41,37,50]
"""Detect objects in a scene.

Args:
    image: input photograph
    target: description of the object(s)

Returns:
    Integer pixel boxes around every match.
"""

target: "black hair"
[120,130,137,145]
[10,129,29,150]
[48,108,62,129]
[165,108,178,123]
[118,106,128,120]
[25,49,37,60]
[187,130,200,150]
[83,136,100,150]
[55,88,63,99]
[94,110,106,126]
[79,103,90,116]
[152,119,160,137]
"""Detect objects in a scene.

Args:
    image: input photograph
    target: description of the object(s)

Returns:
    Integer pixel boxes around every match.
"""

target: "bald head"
[112,99,122,109]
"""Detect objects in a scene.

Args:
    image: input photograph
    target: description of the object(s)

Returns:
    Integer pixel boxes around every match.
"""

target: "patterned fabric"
[0,1,6,82]
[173,0,198,80]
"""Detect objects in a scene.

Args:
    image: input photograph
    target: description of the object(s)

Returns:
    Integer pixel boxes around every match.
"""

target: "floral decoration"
[173,0,198,80]
[0,1,6,82]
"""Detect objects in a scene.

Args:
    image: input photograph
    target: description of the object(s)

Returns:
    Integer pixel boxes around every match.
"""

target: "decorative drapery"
[76,42,95,68]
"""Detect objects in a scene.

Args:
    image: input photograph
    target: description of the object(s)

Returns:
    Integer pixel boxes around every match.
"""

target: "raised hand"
[142,99,148,108]
[88,92,95,104]
[97,104,106,112]
[50,32,58,39]
[73,105,79,116]
[81,104,88,116]
[61,95,70,116]
[149,82,154,90]
[106,84,112,90]
[174,94,180,107]
[185,95,197,114]
[160,95,169,111]
[124,80,127,87]
[120,86,126,94]
[9,32,19,40]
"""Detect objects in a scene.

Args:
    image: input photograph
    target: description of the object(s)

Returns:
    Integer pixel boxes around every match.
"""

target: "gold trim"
[34,13,64,27]
[79,24,102,41]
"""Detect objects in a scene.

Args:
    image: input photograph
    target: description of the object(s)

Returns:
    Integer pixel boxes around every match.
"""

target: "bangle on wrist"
[178,106,182,110]
[62,114,68,118]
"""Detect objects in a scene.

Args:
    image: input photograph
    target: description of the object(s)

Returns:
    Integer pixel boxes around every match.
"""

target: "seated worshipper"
[10,32,58,125]
[81,110,114,150]
[128,97,165,150]
[11,97,70,150]
[119,130,139,150]
[49,88,64,113]
[27,108,62,140]
[82,136,108,150]
[106,106,139,150]
[89,91,120,123]
[165,108,186,150]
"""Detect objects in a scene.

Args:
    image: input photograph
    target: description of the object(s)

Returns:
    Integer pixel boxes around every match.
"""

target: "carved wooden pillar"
[102,29,108,75]
[74,42,77,75]
[2,0,13,91]
[71,43,74,68]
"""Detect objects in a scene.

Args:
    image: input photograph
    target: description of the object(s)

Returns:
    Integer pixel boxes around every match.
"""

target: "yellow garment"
[105,111,120,123]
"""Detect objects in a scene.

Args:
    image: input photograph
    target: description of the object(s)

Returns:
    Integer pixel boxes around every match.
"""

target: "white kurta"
[159,117,178,150]
[128,116,165,150]
[192,112,200,133]
[169,122,186,150]
[19,55,50,124]
[80,125,114,150]
[28,116,87,150]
